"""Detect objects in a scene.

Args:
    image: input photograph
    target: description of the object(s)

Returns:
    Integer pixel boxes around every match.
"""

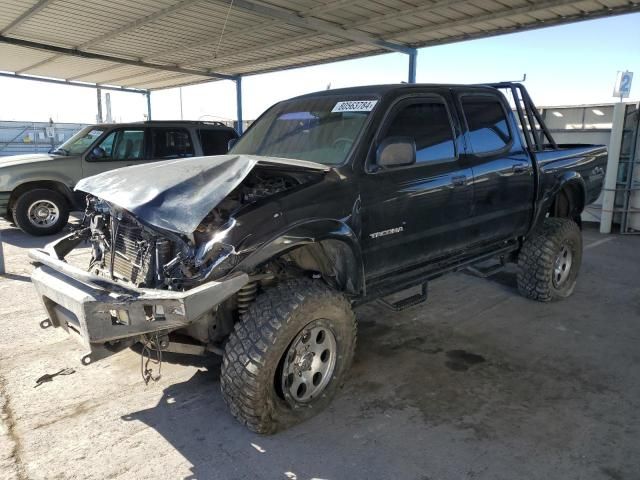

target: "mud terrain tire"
[221,278,357,434]
[517,218,582,302]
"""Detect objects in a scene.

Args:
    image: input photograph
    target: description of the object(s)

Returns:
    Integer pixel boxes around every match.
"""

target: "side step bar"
[466,257,507,278]
[355,242,518,308]
[378,282,428,311]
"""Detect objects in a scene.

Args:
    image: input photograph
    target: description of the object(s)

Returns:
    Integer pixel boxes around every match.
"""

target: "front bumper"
[29,246,248,364]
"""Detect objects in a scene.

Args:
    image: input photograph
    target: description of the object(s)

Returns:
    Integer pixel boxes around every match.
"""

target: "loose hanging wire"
[214,0,234,59]
[141,332,163,384]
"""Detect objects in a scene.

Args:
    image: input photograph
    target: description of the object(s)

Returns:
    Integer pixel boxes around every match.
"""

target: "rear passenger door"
[454,90,534,244]
[198,128,237,155]
[360,93,473,278]
[149,128,195,160]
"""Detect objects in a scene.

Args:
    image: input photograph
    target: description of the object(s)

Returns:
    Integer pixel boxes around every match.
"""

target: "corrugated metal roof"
[0,0,638,90]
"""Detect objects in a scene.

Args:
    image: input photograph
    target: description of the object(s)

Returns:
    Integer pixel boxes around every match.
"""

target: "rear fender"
[532,172,586,232]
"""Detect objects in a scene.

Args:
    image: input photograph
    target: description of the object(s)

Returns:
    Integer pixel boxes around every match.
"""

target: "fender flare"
[236,218,365,295]
[532,172,586,232]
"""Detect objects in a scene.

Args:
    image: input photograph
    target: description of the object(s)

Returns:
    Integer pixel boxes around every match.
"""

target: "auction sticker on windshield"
[331,100,378,113]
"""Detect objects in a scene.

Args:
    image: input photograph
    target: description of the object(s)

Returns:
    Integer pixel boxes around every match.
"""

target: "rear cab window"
[460,94,512,154]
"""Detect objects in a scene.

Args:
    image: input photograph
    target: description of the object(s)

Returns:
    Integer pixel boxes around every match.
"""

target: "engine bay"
[83,168,315,290]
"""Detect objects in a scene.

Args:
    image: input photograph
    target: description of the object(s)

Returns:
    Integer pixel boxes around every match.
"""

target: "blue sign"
[613,71,633,98]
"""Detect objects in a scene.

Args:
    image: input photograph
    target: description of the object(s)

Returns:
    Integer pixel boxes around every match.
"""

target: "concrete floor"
[0,220,638,480]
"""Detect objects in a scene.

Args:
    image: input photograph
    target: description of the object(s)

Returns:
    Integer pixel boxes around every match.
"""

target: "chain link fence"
[0,121,87,157]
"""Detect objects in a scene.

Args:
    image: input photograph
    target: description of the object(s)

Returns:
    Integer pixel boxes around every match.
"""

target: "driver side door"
[82,128,149,177]
[360,93,474,279]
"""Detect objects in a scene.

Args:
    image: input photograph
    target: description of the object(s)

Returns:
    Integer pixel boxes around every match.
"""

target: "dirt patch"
[444,349,486,371]
[348,316,620,449]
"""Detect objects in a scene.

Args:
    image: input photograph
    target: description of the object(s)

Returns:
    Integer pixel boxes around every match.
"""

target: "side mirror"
[376,136,416,168]
[227,138,238,151]
[89,146,106,160]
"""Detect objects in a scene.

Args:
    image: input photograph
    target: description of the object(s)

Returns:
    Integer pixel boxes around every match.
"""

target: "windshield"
[52,126,106,155]
[230,95,378,165]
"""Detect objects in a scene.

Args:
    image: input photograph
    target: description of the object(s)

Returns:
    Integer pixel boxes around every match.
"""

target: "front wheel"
[221,278,357,434]
[517,218,582,302]
[12,188,70,236]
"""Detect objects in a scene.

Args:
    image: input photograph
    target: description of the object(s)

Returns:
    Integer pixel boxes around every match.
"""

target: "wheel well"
[549,183,584,226]
[9,181,74,210]
[282,240,362,295]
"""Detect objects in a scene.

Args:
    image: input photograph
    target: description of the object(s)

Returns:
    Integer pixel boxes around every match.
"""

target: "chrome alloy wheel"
[281,322,337,405]
[27,200,60,227]
[553,243,573,288]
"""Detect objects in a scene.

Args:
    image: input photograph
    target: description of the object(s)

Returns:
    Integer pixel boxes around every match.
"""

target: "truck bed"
[536,144,607,206]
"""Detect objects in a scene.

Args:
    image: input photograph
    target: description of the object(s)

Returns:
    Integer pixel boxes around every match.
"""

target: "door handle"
[451,174,467,187]
[512,164,527,174]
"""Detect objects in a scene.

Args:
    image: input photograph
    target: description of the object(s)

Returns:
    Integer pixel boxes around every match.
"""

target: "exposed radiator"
[112,220,153,286]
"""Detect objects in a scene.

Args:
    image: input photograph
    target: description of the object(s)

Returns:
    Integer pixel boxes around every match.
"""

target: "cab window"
[383,100,456,164]
[460,95,511,154]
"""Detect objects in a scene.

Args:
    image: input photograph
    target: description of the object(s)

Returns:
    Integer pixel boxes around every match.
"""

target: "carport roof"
[0,0,638,91]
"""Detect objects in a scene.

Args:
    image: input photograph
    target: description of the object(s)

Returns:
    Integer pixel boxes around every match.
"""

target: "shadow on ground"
[119,302,630,479]
[0,223,79,249]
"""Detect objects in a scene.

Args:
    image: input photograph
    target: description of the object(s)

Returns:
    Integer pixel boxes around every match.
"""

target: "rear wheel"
[12,189,69,236]
[517,218,582,302]
[221,278,357,434]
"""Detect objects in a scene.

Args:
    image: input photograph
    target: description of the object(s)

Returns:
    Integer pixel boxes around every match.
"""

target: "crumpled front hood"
[75,154,328,235]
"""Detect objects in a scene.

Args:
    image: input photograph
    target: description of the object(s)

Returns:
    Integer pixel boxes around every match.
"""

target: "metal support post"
[0,230,4,274]
[96,88,103,123]
[600,102,626,233]
[235,77,243,134]
[146,91,152,120]
[408,49,417,84]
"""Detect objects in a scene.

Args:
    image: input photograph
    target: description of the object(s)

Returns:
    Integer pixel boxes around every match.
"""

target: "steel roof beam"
[387,0,611,40]
[0,0,55,35]
[98,68,184,86]
[390,2,640,51]
[351,0,488,30]
[0,71,147,94]
[167,0,483,70]
[141,0,360,62]
[13,0,207,75]
[227,0,414,54]
[186,0,583,70]
[76,0,206,50]
[67,64,125,81]
[0,35,238,81]
[60,0,412,81]
[15,55,60,74]
[217,41,365,72]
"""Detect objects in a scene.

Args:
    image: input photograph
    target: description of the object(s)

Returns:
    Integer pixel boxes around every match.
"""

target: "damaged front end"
[29,155,327,366]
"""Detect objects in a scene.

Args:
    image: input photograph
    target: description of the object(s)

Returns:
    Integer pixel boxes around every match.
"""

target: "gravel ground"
[0,220,638,480]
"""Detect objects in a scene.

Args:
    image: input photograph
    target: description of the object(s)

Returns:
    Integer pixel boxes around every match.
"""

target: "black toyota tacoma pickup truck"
[29,83,607,433]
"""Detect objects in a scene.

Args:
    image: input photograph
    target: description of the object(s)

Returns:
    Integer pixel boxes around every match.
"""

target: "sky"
[0,12,639,125]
